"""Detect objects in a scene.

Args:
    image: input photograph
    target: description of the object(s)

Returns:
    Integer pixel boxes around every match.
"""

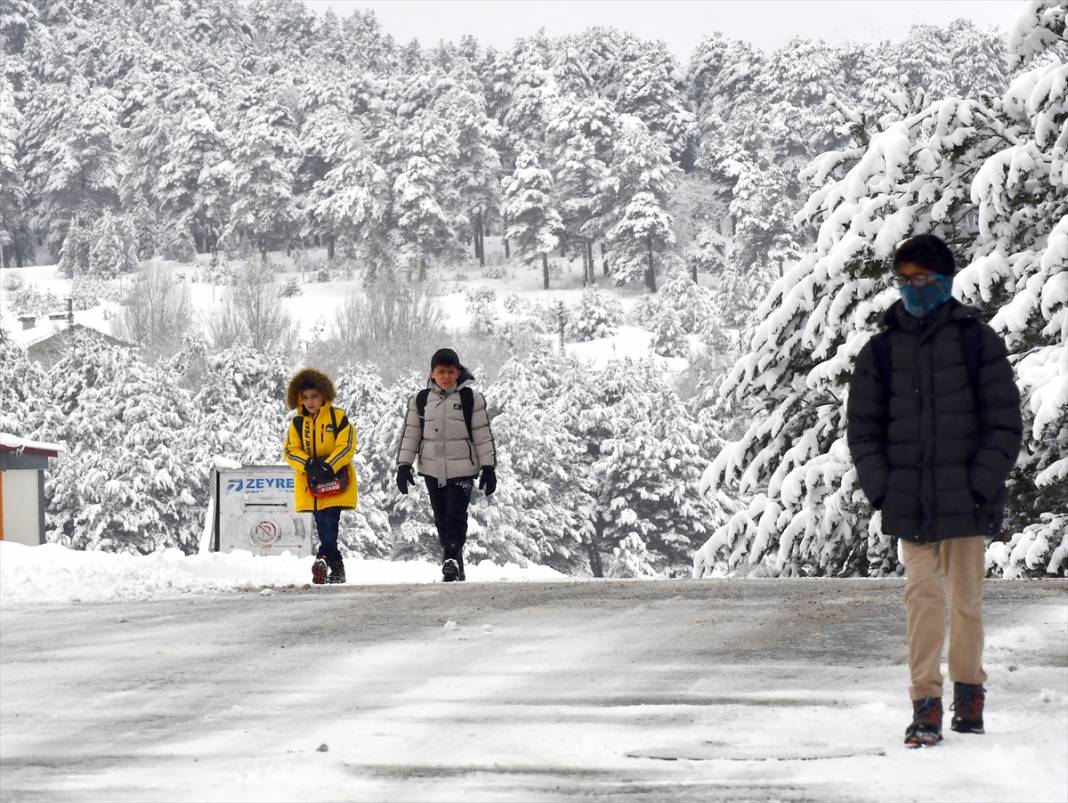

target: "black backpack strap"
[871,331,892,398]
[459,387,475,442]
[959,318,982,400]
[416,388,431,419]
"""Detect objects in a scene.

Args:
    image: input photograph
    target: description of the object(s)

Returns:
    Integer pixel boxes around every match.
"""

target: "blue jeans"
[313,507,342,564]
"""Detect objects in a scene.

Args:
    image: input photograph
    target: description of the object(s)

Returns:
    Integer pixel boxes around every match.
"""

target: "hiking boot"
[327,558,346,585]
[951,683,985,734]
[442,558,460,583]
[311,557,328,585]
[904,697,943,748]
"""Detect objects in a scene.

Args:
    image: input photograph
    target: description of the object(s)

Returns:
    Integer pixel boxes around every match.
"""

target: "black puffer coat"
[847,298,1023,542]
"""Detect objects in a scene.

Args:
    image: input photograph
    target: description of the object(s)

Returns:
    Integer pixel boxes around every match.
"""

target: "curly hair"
[286,368,336,411]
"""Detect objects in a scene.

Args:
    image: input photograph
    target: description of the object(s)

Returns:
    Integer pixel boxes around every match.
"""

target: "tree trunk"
[600,242,609,277]
[690,259,698,283]
[581,240,590,286]
[541,252,549,290]
[645,234,657,292]
[502,213,510,259]
[586,534,604,578]
[585,240,595,285]
[418,256,427,282]
[326,235,335,260]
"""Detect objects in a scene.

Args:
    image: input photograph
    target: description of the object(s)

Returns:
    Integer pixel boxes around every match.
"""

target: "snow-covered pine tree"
[502,148,563,288]
[87,210,138,277]
[308,133,391,272]
[386,103,467,280]
[155,86,233,255]
[500,31,557,162]
[0,72,29,267]
[567,358,715,576]
[0,329,46,435]
[968,2,1067,576]
[566,286,623,342]
[22,76,122,265]
[469,350,591,572]
[603,117,681,291]
[186,342,291,476]
[435,70,502,268]
[225,81,299,258]
[696,0,1067,578]
[615,45,695,166]
[651,303,688,358]
[545,92,618,283]
[41,339,202,554]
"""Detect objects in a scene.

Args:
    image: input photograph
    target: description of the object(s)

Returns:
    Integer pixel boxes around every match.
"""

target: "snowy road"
[2,579,1066,802]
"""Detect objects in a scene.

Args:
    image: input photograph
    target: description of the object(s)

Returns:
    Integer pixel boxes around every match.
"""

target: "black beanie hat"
[430,348,460,369]
[893,234,956,276]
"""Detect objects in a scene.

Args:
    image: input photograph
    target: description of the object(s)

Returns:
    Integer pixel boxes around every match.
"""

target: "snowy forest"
[0,0,1064,578]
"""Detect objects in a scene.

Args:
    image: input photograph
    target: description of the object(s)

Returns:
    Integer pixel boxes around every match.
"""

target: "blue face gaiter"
[900,274,953,318]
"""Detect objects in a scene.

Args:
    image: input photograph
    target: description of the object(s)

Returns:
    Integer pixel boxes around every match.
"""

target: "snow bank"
[0,542,567,605]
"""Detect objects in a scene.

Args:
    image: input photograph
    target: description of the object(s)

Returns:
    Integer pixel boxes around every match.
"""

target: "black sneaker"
[442,559,460,583]
[904,697,943,748]
[311,558,328,585]
[951,683,985,734]
[327,558,346,585]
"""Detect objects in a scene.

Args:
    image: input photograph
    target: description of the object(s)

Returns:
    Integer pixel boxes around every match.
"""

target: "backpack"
[871,318,982,401]
[416,386,475,442]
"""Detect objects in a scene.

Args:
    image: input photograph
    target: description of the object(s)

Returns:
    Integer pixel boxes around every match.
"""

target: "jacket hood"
[880,297,981,332]
[286,368,336,411]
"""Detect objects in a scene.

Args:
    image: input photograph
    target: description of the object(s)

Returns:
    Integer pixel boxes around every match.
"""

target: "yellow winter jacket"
[282,402,358,512]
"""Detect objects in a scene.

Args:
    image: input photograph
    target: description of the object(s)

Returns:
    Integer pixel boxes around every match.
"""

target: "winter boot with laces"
[311,557,328,585]
[442,558,460,583]
[951,682,985,734]
[327,557,346,585]
[904,697,943,748]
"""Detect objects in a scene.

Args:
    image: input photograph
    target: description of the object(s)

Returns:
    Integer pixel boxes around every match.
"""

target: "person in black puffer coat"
[847,234,1023,748]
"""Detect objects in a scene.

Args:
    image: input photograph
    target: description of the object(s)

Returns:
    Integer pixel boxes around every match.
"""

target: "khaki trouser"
[901,536,988,700]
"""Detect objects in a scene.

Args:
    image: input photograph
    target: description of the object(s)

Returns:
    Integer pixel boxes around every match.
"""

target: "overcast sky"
[302,0,1022,60]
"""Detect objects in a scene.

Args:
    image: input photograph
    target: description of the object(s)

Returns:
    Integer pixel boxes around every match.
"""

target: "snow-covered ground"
[1,568,1065,802]
[0,542,565,604]
[0,246,698,369]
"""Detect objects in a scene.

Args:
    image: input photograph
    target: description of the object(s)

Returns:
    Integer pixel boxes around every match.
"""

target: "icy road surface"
[2,579,1066,802]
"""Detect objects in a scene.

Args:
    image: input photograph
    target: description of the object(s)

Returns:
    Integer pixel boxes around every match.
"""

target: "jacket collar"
[300,401,333,417]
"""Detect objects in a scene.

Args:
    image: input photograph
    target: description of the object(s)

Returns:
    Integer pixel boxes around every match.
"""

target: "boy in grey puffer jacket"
[396,348,498,582]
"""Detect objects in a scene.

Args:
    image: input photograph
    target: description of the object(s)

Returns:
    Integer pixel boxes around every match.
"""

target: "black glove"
[478,466,497,496]
[306,458,334,487]
[397,464,415,495]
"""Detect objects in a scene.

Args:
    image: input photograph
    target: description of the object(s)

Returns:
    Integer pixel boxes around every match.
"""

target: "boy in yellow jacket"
[283,369,357,584]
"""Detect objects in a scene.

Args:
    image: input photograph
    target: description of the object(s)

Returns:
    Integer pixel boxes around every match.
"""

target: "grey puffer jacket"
[847,298,1023,543]
[396,368,497,486]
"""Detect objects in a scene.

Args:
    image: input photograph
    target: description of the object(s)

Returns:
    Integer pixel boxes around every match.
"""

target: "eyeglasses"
[891,274,940,288]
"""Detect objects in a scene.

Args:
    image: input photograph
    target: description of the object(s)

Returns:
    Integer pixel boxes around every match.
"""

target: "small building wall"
[1,469,44,545]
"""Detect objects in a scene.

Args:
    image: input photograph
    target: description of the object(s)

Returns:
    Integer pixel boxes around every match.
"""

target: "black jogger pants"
[424,476,474,567]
